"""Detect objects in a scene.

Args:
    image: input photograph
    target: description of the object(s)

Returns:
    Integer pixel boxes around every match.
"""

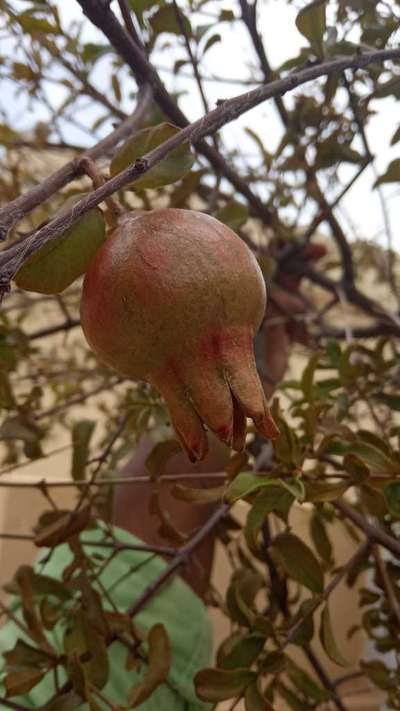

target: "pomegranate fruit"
[81,208,278,461]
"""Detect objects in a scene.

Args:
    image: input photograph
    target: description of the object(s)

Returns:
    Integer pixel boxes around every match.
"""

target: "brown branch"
[78,156,123,223]
[45,45,127,121]
[298,158,372,244]
[284,541,371,648]
[261,521,347,711]
[286,263,400,335]
[1,47,399,293]
[372,544,400,628]
[239,1,357,284]
[35,378,124,421]
[116,0,146,52]
[344,71,400,308]
[334,500,400,560]
[27,318,80,340]
[0,85,152,239]
[304,645,348,711]
[318,323,400,339]
[239,0,290,125]
[0,472,227,488]
[126,503,229,617]
[0,531,176,557]
[75,0,274,224]
[172,0,210,115]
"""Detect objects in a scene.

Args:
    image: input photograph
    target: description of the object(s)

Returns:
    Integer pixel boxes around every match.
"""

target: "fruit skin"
[81,208,278,461]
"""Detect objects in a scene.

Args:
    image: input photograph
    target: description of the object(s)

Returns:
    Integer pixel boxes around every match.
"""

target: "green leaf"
[0,124,20,144]
[225,473,284,503]
[277,682,305,711]
[195,668,256,702]
[43,691,83,711]
[343,453,370,483]
[14,208,106,294]
[18,14,60,35]
[111,73,122,103]
[34,507,91,548]
[4,667,45,697]
[304,479,349,503]
[383,482,400,518]
[245,683,276,710]
[202,33,221,55]
[288,598,316,646]
[0,414,42,459]
[262,651,286,674]
[172,483,225,504]
[347,441,397,476]
[150,4,191,37]
[310,514,332,564]
[0,371,15,408]
[128,624,171,706]
[110,122,194,191]
[226,569,264,626]
[8,566,71,604]
[82,43,111,64]
[128,0,160,27]
[374,158,400,187]
[4,639,53,669]
[361,485,387,518]
[374,392,400,410]
[215,200,248,231]
[64,611,109,690]
[391,126,400,146]
[287,658,331,701]
[217,633,265,670]
[272,406,301,467]
[245,486,294,552]
[295,0,327,57]
[13,61,36,81]
[245,127,272,167]
[301,352,321,401]
[219,9,235,21]
[320,603,349,666]
[71,420,96,482]
[273,532,324,593]
[145,438,181,478]
[360,660,393,690]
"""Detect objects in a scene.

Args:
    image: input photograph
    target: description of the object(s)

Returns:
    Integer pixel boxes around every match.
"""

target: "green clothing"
[0,524,212,710]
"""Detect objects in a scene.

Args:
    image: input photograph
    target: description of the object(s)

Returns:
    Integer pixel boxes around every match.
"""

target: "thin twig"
[0,472,227,488]
[127,503,229,617]
[335,500,400,560]
[372,544,400,627]
[2,47,399,288]
[0,532,177,557]
[284,541,371,648]
[0,86,152,239]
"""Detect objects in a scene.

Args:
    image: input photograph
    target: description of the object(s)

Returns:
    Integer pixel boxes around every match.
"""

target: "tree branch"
[39,502,229,708]
[0,473,227,488]
[1,48,399,295]
[0,85,152,239]
[126,503,229,617]
[335,500,400,560]
[239,1,358,285]
[75,0,274,225]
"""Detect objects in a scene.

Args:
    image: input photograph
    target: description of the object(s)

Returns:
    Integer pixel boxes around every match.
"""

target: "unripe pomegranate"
[81,209,278,461]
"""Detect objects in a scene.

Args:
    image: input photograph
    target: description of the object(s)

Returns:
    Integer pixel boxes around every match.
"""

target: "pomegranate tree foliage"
[0,0,400,708]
